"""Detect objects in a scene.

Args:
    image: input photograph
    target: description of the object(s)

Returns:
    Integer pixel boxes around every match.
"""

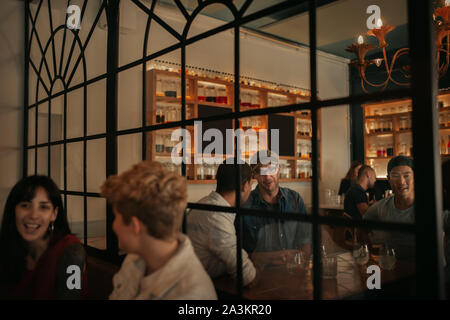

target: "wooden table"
[213,252,415,300]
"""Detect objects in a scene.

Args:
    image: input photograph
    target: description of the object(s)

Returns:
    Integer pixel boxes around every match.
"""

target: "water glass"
[353,244,370,265]
[379,244,396,270]
[286,251,305,275]
[322,255,338,279]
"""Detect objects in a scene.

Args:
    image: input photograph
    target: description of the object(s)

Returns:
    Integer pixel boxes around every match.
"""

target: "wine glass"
[286,251,304,275]
[379,244,396,270]
[354,244,370,266]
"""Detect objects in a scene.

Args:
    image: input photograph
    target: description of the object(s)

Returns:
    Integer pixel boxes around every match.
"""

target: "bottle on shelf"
[376,144,382,157]
[197,84,206,102]
[447,135,450,154]
[156,78,164,97]
[164,79,177,98]
[155,134,164,153]
[387,143,394,157]
[442,136,447,155]
[206,86,216,102]
[197,164,204,180]
[217,87,227,104]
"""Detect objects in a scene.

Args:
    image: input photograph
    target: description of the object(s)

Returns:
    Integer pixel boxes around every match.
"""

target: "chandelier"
[347,1,450,93]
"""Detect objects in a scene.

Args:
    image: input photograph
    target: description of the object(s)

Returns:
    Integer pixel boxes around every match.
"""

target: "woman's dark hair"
[0,175,71,284]
[344,160,363,181]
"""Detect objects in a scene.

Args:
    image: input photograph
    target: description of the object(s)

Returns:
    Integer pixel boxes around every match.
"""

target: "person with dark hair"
[344,165,376,219]
[364,156,449,260]
[186,160,258,287]
[338,160,363,196]
[241,150,311,266]
[0,175,86,299]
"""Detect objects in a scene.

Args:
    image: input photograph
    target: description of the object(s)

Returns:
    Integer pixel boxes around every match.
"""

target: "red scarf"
[9,234,87,299]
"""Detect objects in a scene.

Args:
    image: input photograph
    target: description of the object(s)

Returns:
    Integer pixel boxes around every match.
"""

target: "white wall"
[0,0,24,219]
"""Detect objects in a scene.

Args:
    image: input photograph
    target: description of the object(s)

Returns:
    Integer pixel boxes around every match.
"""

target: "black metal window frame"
[23,0,445,299]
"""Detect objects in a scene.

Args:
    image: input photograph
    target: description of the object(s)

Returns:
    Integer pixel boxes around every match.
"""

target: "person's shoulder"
[364,197,390,220]
[281,187,305,203]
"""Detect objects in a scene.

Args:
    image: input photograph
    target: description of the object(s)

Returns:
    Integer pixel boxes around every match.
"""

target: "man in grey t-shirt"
[364,156,449,261]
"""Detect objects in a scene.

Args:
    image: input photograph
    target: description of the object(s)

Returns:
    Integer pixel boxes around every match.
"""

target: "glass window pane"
[67,87,84,139]
[50,144,63,189]
[118,65,142,131]
[87,79,106,136]
[118,133,142,174]
[66,195,84,240]
[37,104,48,145]
[27,149,35,176]
[67,142,84,192]
[86,197,107,250]
[87,138,106,193]
[28,107,36,146]
[36,146,48,176]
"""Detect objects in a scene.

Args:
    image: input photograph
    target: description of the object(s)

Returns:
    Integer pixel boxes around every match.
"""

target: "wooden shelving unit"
[363,90,450,178]
[145,68,320,184]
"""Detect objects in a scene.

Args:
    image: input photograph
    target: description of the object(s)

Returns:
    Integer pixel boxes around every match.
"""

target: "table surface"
[213,252,415,300]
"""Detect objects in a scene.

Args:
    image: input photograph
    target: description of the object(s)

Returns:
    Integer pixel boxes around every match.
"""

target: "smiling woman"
[0,175,87,300]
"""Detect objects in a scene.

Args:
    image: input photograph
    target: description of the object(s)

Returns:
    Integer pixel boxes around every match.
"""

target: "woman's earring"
[50,221,54,233]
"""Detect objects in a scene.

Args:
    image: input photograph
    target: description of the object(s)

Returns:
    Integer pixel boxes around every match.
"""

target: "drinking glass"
[379,244,396,270]
[286,251,304,275]
[353,244,370,265]
[322,255,338,279]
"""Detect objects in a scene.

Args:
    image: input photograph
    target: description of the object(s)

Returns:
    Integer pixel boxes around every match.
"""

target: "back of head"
[357,164,374,181]
[345,160,363,180]
[387,156,414,175]
[101,161,187,240]
[216,160,252,194]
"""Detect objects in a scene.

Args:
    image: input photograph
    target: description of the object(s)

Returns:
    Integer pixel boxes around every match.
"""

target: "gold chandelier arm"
[361,77,369,93]
[388,49,411,86]
[361,71,390,88]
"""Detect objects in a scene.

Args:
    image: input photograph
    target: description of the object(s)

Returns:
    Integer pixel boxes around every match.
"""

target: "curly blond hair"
[100,161,187,240]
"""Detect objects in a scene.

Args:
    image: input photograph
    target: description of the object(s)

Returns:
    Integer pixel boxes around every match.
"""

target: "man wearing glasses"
[239,150,311,266]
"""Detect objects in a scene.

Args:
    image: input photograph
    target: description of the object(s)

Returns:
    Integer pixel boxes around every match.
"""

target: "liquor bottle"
[441,136,447,155]
[447,135,450,155]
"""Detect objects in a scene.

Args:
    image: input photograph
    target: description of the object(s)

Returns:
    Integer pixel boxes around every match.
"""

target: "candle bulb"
[358,35,364,44]
[446,0,450,6]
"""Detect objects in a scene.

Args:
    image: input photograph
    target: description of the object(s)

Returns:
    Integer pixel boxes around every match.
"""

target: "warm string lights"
[348,1,450,92]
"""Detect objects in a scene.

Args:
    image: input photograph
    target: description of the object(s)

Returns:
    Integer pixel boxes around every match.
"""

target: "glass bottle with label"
[198,84,206,101]
[442,136,447,155]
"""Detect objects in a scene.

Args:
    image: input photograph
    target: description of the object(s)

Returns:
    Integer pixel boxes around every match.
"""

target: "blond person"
[102,161,217,300]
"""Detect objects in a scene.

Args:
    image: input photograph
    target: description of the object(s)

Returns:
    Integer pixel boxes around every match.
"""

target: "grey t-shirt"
[364,196,415,260]
[365,197,450,261]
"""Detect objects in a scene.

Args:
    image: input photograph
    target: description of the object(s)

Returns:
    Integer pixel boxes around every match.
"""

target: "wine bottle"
[441,136,447,155]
